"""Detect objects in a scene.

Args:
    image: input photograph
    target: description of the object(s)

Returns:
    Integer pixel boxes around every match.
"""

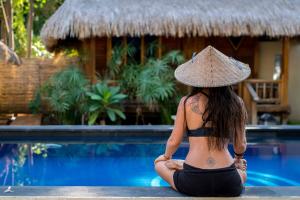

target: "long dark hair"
[184,86,246,150]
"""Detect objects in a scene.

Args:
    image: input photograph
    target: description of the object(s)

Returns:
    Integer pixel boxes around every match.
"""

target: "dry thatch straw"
[41,0,300,50]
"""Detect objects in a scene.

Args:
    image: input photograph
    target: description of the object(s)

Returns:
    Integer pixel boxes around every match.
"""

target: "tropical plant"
[137,58,175,107]
[86,82,127,125]
[106,43,136,79]
[29,88,42,114]
[122,50,184,107]
[118,49,184,124]
[162,50,185,66]
[146,40,159,58]
[120,63,142,99]
[37,66,89,124]
[104,40,185,124]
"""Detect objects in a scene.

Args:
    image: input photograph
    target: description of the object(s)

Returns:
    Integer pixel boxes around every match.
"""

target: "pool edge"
[0,186,299,199]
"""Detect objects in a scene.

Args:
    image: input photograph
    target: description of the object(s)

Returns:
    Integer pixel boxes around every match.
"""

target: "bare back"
[184,92,234,169]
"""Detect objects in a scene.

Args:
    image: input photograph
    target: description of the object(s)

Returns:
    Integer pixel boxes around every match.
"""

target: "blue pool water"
[0,139,299,186]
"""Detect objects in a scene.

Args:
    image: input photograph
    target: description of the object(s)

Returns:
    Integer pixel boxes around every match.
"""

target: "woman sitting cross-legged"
[154,45,249,197]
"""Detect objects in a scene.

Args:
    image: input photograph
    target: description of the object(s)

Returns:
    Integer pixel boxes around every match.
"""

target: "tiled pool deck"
[0,186,300,199]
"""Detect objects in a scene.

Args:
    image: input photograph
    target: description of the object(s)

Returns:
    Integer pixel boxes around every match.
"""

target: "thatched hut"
[40,0,300,123]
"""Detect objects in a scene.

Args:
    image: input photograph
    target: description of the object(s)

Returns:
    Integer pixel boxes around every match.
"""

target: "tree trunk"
[0,0,8,44]
[5,0,14,50]
[27,0,34,58]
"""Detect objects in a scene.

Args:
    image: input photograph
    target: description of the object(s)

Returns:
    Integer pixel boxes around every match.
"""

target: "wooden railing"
[243,79,290,124]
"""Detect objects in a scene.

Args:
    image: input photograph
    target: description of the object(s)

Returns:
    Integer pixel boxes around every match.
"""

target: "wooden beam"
[140,36,145,64]
[281,37,289,105]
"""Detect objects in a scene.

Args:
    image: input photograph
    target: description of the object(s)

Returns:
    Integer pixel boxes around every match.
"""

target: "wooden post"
[253,41,260,78]
[106,37,112,63]
[238,83,243,98]
[140,36,145,64]
[251,101,258,125]
[90,37,96,83]
[157,36,162,58]
[82,39,90,79]
[281,37,289,105]
[243,82,251,123]
[82,38,96,83]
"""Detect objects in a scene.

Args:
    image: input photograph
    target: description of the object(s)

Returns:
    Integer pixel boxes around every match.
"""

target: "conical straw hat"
[174,45,251,87]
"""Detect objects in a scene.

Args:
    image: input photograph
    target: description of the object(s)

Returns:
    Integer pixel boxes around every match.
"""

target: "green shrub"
[38,66,88,124]
[86,82,127,125]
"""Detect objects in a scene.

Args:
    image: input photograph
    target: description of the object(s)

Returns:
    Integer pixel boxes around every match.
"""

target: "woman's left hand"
[154,154,170,164]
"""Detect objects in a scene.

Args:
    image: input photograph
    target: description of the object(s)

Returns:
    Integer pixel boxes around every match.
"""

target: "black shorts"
[173,162,243,197]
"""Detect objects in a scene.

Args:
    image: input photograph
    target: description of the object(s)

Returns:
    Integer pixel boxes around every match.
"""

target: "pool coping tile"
[0,186,299,199]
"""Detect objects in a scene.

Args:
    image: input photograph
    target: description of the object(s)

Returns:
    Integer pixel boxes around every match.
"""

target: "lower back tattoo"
[207,156,216,167]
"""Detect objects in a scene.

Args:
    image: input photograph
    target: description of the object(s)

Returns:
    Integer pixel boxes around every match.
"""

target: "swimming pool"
[0,125,299,187]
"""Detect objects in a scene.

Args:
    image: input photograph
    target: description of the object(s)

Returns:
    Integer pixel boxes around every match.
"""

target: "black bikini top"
[186,127,213,137]
[184,90,213,137]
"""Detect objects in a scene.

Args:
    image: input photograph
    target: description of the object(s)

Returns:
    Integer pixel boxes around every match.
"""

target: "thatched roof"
[41,0,300,50]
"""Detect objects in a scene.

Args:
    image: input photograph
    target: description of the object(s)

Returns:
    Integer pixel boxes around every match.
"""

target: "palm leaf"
[107,109,116,121]
[88,111,100,125]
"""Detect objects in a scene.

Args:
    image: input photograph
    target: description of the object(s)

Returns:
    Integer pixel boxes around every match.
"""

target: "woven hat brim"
[174,51,251,87]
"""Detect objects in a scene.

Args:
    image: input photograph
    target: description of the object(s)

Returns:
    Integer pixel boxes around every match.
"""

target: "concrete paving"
[0,186,299,199]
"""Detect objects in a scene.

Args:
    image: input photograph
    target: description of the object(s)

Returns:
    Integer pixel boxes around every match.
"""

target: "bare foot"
[234,158,247,171]
[237,168,247,183]
[234,158,247,183]
[165,159,184,170]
